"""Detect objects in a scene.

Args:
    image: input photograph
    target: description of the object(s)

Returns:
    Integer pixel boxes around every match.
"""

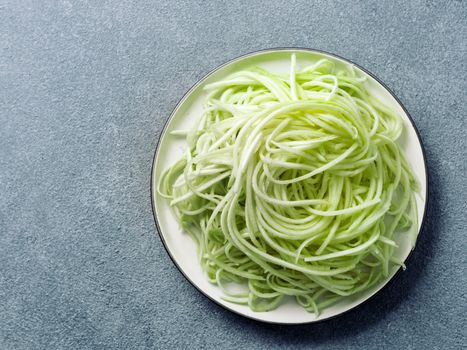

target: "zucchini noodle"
[158,55,419,314]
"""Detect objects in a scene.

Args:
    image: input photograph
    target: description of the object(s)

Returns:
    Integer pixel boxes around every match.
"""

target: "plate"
[150,48,428,324]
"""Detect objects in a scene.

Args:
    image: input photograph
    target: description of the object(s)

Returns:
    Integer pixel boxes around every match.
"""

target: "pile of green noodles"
[158,55,419,314]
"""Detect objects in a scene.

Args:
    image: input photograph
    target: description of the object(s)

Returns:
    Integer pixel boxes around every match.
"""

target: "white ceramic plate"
[151,48,428,324]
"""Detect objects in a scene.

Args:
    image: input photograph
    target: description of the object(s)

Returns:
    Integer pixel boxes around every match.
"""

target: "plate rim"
[150,47,430,325]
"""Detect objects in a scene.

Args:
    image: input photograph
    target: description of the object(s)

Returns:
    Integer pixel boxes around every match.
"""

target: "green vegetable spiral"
[158,55,419,314]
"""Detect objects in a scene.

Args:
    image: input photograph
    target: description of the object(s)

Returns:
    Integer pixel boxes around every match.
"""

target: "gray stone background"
[1,0,466,349]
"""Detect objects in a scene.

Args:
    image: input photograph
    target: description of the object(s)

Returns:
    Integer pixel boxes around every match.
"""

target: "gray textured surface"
[1,0,466,349]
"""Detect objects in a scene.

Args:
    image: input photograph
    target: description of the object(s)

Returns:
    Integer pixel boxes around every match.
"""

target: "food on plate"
[158,55,419,314]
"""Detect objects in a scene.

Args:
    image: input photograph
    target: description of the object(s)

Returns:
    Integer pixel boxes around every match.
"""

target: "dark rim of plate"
[149,47,430,325]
